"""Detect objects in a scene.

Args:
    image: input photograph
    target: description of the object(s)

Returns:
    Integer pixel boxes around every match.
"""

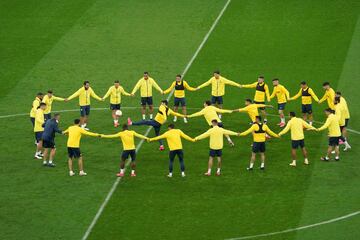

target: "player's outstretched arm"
[223,78,241,87]
[194,129,211,141]
[264,125,279,138]
[278,122,290,136]
[102,87,112,100]
[302,120,316,131]
[222,129,239,136]
[131,80,141,95]
[151,79,163,93]
[239,125,255,136]
[197,79,212,89]
[187,109,204,118]
[180,130,195,142]
[134,132,149,140]
[101,133,120,139]
[67,89,81,101]
[90,89,103,101]
[214,107,232,114]
[289,88,302,101]
[184,81,197,91]
[121,87,132,97]
[163,82,175,95]
[240,82,257,88]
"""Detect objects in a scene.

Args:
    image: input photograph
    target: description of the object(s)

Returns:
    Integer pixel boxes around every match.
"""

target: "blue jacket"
[42,119,62,141]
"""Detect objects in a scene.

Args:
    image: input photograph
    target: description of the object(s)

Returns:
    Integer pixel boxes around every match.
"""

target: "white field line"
[225,211,360,240]
[81,0,232,239]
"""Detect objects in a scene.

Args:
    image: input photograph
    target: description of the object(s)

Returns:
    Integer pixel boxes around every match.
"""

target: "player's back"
[289,117,305,140]
[67,126,84,147]
[204,106,221,124]
[165,129,183,150]
[119,130,136,150]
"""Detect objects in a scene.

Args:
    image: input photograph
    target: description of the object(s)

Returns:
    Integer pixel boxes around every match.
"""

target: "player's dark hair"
[205,100,212,106]
[176,74,182,78]
[324,108,332,113]
[322,82,330,86]
[258,76,264,79]
[161,100,168,105]
[300,81,306,85]
[114,80,119,83]
[272,78,279,82]
[74,119,81,124]
[168,124,175,129]
[213,70,220,74]
[40,102,46,107]
[83,80,90,85]
[336,91,342,95]
[53,113,60,118]
[256,116,262,121]
[289,112,296,117]
[122,124,128,130]
[47,90,53,94]
[211,119,218,124]
[37,92,43,96]
[245,98,252,103]
[144,71,149,75]
[334,96,341,103]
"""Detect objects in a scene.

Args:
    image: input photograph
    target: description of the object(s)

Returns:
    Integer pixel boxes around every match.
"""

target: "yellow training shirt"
[163,80,196,98]
[198,76,240,97]
[29,97,41,118]
[151,129,194,151]
[195,126,238,150]
[319,88,336,110]
[242,82,270,102]
[335,103,346,127]
[278,117,315,140]
[290,87,319,104]
[34,108,45,132]
[340,96,350,119]
[63,125,99,148]
[317,114,341,137]
[238,104,266,122]
[42,95,64,114]
[154,105,184,125]
[240,123,278,142]
[270,84,290,104]
[67,87,102,106]
[102,130,147,150]
[103,86,131,104]
[131,77,162,97]
[189,105,232,126]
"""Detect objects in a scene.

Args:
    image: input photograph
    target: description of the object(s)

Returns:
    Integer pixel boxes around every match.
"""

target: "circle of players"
[30,71,351,177]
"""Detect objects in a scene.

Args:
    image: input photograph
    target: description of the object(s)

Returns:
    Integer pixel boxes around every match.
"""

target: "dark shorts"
[169,149,184,160]
[252,142,265,153]
[141,97,153,106]
[328,137,340,146]
[34,132,43,143]
[44,113,51,121]
[121,150,136,161]
[209,149,222,157]
[110,104,121,110]
[174,97,186,107]
[211,96,223,105]
[278,103,286,111]
[292,139,305,149]
[68,147,81,158]
[302,104,312,114]
[254,101,265,110]
[345,118,349,127]
[43,139,55,149]
[80,105,90,117]
[30,117,35,127]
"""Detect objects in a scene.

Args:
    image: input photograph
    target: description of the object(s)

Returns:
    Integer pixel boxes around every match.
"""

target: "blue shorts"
[110,104,121,110]
[80,105,90,117]
[174,97,186,107]
[252,142,265,153]
[254,101,265,110]
[302,104,312,114]
[141,97,153,106]
[211,96,223,105]
[121,150,136,161]
[278,103,286,110]
[68,147,81,158]
[34,132,43,143]
[292,139,305,149]
[44,113,51,121]
[43,139,55,149]
[209,149,222,157]
[329,137,340,146]
[30,117,35,127]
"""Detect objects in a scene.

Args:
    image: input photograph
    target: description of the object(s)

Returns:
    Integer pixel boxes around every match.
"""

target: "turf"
[0,0,359,240]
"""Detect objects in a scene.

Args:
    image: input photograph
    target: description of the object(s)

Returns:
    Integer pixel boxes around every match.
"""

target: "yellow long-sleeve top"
[197,76,240,97]
[42,95,65,114]
[102,130,147,150]
[240,123,278,142]
[290,87,319,104]
[195,126,238,150]
[270,84,290,104]
[131,77,162,97]
[34,108,45,132]
[242,82,271,102]
[278,117,315,140]
[340,96,350,119]
[63,125,99,148]
[151,129,194,151]
[335,103,346,127]
[67,87,102,106]
[317,114,341,137]
[29,97,41,118]
[188,106,232,126]
[163,80,196,98]
[103,86,131,104]
[154,105,184,125]
[237,104,266,122]
[319,88,336,110]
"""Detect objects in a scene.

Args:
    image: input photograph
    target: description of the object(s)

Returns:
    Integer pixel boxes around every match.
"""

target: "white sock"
[168,172,173,176]
[181,171,185,176]
[149,114,153,119]
[43,160,47,164]
[281,118,285,123]
[142,114,146,120]
[80,170,85,174]
[49,160,53,164]
[114,119,118,124]
[174,116,177,120]
[69,170,74,174]
[309,121,313,125]
[335,156,339,159]
[249,163,254,168]
[260,162,265,168]
[217,168,221,173]
[264,118,268,122]
[219,114,222,119]
[131,170,135,174]
[207,169,211,174]
[120,168,125,174]
[292,160,296,164]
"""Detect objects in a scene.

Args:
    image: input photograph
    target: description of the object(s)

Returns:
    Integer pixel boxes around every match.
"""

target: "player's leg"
[261,109,267,123]
[178,150,185,177]
[34,132,43,159]
[173,98,179,122]
[205,151,214,176]
[260,152,265,170]
[290,148,297,166]
[216,154,222,176]
[149,105,154,120]
[130,151,136,177]
[48,147,56,167]
[68,157,74,176]
[278,106,285,127]
[302,146,309,165]
[42,147,49,166]
[78,156,87,176]
[247,152,256,170]
[168,151,175,177]
[181,99,188,123]
[340,126,351,150]
[141,102,146,120]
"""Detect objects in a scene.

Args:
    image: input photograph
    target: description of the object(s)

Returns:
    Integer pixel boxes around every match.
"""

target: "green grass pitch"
[1,0,360,239]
